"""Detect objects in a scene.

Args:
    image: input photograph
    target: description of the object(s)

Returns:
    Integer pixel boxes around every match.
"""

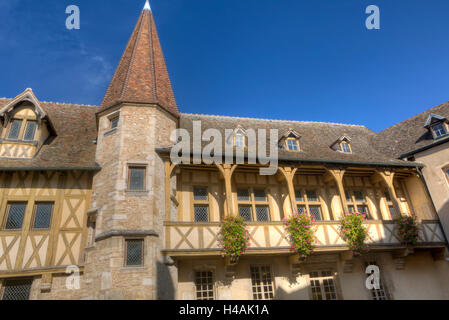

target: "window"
[286,138,299,151]
[110,117,119,129]
[432,123,447,138]
[295,189,323,221]
[7,119,22,140]
[250,265,274,300]
[309,271,338,300]
[365,261,389,300]
[23,121,37,141]
[193,187,209,222]
[341,142,351,153]
[125,239,144,267]
[1,279,33,300]
[128,167,146,191]
[32,203,53,230]
[3,203,27,230]
[235,134,245,148]
[346,190,371,219]
[195,271,214,300]
[237,188,271,222]
[384,191,398,219]
[444,168,449,183]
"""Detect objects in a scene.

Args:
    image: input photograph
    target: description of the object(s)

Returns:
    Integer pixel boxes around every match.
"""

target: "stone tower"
[82,0,179,299]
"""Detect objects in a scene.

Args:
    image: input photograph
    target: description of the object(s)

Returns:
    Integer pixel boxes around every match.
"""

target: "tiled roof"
[373,101,449,158]
[0,98,99,170]
[178,113,413,167]
[99,7,179,118]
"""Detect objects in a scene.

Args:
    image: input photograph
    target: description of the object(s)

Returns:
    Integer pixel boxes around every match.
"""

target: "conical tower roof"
[100,1,179,118]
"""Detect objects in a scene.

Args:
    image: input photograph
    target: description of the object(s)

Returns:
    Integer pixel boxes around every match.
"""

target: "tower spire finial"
[144,0,151,11]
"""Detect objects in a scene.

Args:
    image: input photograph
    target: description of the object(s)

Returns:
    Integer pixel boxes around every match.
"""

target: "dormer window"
[331,136,352,154]
[7,119,22,140]
[0,88,55,160]
[286,138,299,151]
[432,123,447,138]
[24,121,37,141]
[424,113,448,140]
[6,118,37,142]
[279,129,301,152]
[341,142,351,153]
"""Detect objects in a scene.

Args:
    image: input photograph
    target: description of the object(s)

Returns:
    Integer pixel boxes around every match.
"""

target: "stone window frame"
[126,163,148,192]
[307,270,339,301]
[123,238,145,268]
[194,270,215,300]
[249,264,276,300]
[192,264,217,300]
[236,187,272,222]
[1,278,34,301]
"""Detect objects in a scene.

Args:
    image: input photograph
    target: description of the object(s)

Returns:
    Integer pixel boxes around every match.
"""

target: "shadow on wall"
[156,261,175,300]
[275,283,310,300]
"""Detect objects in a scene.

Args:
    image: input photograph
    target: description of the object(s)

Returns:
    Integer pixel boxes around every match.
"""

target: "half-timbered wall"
[0,170,92,273]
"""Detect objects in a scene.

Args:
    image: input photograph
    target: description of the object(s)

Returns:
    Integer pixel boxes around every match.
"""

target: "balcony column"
[279,167,298,214]
[164,160,178,220]
[377,170,401,216]
[216,164,238,217]
[326,168,347,217]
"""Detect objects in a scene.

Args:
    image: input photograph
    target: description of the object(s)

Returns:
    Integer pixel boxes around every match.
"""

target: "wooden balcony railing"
[163,220,446,256]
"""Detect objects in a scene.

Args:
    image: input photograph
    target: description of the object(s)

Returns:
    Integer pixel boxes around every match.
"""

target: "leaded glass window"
[194,205,209,222]
[239,206,252,222]
[128,167,145,190]
[125,239,144,266]
[8,120,22,140]
[33,203,53,230]
[4,203,27,230]
[1,279,32,300]
[23,121,37,141]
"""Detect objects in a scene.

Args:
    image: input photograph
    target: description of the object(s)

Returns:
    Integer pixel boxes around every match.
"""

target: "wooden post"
[279,167,298,215]
[164,160,178,221]
[327,168,347,218]
[216,164,238,217]
[377,170,401,217]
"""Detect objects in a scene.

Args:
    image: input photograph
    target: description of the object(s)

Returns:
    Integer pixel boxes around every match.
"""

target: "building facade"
[0,2,449,300]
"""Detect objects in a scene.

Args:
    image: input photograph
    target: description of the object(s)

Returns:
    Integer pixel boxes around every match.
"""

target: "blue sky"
[1,0,449,132]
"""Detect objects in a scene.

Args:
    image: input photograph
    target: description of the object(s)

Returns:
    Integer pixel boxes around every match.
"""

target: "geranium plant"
[340,212,369,256]
[283,212,315,259]
[394,214,419,246]
[218,216,250,263]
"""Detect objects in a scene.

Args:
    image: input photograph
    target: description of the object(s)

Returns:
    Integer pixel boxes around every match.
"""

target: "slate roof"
[177,113,415,167]
[0,98,99,170]
[373,101,449,158]
[99,6,179,118]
